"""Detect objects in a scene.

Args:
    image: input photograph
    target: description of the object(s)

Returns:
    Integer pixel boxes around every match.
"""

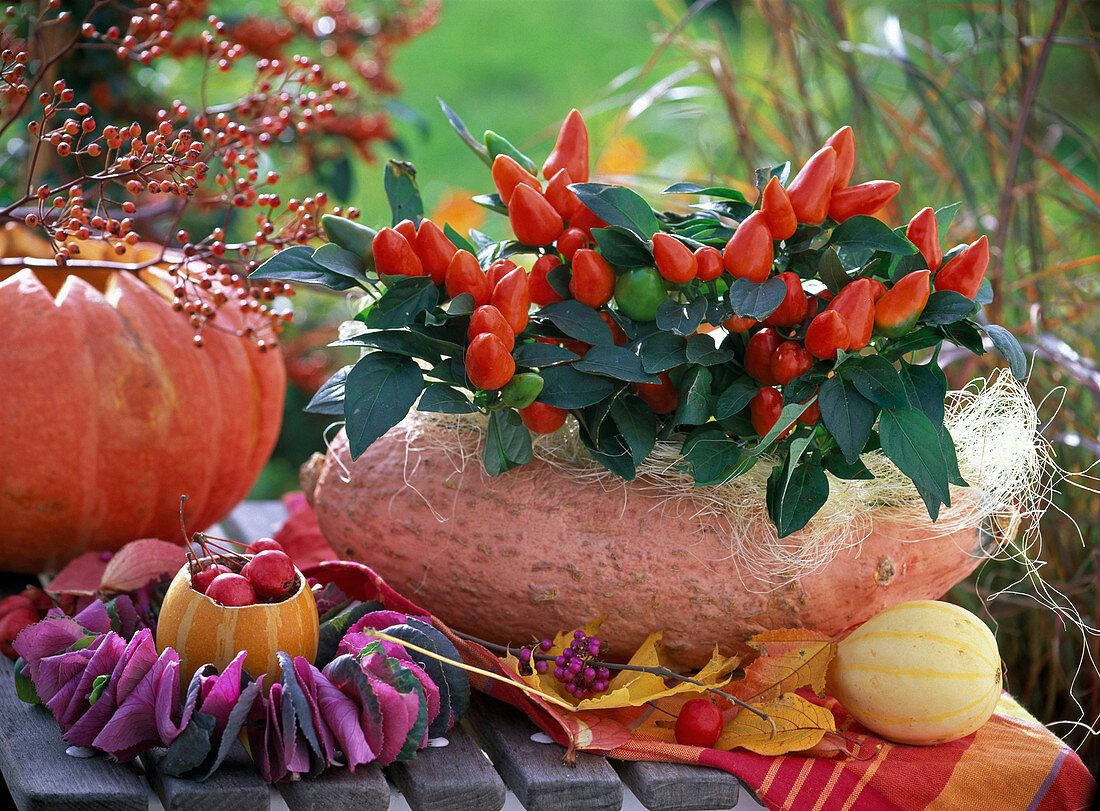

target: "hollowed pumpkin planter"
[307,421,993,669]
[156,559,319,688]
[0,226,285,573]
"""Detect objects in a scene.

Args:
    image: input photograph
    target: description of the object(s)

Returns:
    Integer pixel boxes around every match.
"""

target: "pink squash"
[0,232,285,573]
[308,422,989,668]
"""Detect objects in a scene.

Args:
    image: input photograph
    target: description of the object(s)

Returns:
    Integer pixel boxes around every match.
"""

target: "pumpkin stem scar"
[367,630,575,711]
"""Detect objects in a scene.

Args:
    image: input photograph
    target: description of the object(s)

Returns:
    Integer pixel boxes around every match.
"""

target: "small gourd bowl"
[155,558,319,689]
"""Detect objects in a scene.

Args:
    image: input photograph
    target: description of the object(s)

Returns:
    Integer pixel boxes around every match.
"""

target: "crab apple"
[242,550,296,599]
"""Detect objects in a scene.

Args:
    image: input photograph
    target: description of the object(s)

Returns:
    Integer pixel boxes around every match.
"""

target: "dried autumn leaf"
[47,552,110,596]
[729,628,835,704]
[717,692,836,756]
[100,539,188,593]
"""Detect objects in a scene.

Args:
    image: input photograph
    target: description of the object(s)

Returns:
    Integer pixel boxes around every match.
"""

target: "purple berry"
[593,680,608,692]
[535,660,548,674]
[553,666,565,681]
[568,659,583,674]
[554,654,566,667]
[520,647,532,661]
[562,646,575,658]
[539,638,553,652]
[588,641,601,657]
[597,667,610,680]
[574,629,586,639]
[583,667,596,682]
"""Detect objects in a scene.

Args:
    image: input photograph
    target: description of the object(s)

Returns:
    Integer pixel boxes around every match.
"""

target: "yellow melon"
[156,561,319,689]
[826,600,1002,745]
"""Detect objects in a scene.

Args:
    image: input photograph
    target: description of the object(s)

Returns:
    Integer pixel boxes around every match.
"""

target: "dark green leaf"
[532,300,614,345]
[610,397,657,466]
[727,277,787,320]
[575,345,659,383]
[982,324,1027,381]
[680,427,744,484]
[661,182,749,203]
[592,226,653,266]
[751,401,811,453]
[418,384,477,414]
[305,365,352,416]
[878,407,953,520]
[577,419,636,481]
[935,202,961,235]
[941,428,967,487]
[898,360,947,429]
[13,658,40,705]
[483,409,532,476]
[818,375,874,464]
[714,378,758,419]
[471,193,508,214]
[443,223,477,255]
[444,292,476,317]
[576,396,617,438]
[639,331,688,373]
[940,321,985,355]
[315,152,355,201]
[882,326,943,359]
[670,365,712,427]
[920,290,977,325]
[974,277,994,307]
[817,248,850,295]
[766,454,830,538]
[847,355,910,409]
[538,363,621,408]
[250,245,364,290]
[383,160,423,226]
[360,276,439,329]
[571,182,660,239]
[344,353,424,458]
[655,298,707,336]
[322,214,377,260]
[334,328,460,359]
[822,451,874,479]
[512,341,581,368]
[829,215,918,254]
[546,264,572,299]
[438,98,492,166]
[685,333,734,366]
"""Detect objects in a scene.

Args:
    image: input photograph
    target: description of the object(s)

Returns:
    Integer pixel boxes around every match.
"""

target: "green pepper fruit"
[484,130,538,174]
[501,372,544,409]
[614,267,667,322]
[322,214,378,264]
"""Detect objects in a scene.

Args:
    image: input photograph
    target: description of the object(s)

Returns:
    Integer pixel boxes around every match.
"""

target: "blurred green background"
[200,0,1098,769]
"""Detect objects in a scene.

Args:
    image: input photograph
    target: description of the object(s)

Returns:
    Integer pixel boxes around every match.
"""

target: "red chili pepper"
[804,310,849,360]
[828,180,901,223]
[826,277,875,350]
[519,401,568,434]
[824,126,856,190]
[694,246,724,281]
[875,269,931,338]
[465,332,515,391]
[468,305,515,351]
[722,210,773,282]
[599,311,628,345]
[569,203,608,234]
[444,249,491,306]
[750,386,784,437]
[372,227,424,277]
[528,254,564,306]
[541,108,589,183]
[652,232,697,283]
[412,218,458,284]
[556,226,591,261]
[490,267,531,334]
[744,327,783,384]
[633,372,678,414]
[394,218,418,244]
[787,146,837,225]
[491,153,542,205]
[770,340,814,385]
[868,278,888,302]
[934,235,989,300]
[760,176,797,240]
[764,271,809,327]
[508,184,564,247]
[723,315,756,333]
[486,258,519,290]
[544,168,581,221]
[799,397,821,425]
[905,206,943,272]
[569,248,616,308]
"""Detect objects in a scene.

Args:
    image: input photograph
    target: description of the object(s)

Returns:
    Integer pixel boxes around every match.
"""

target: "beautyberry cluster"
[520,630,611,699]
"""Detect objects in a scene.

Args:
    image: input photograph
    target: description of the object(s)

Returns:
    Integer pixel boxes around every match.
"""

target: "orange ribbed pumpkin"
[156,560,319,687]
[0,226,285,573]
[826,600,1002,745]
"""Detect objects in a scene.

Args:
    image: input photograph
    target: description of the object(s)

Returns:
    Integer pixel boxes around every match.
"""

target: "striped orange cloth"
[292,519,1097,811]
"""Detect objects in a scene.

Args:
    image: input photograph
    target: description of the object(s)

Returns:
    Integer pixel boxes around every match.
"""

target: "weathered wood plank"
[0,657,147,811]
[221,501,290,544]
[613,760,741,811]
[465,693,621,811]
[143,743,268,811]
[277,763,390,811]
[386,725,506,811]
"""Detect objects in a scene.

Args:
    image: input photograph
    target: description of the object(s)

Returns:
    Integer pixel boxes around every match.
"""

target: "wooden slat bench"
[0,501,764,811]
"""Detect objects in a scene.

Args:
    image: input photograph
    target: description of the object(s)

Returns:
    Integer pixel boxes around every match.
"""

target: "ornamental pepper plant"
[253,105,1026,538]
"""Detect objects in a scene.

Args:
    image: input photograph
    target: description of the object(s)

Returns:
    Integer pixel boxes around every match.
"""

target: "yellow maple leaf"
[730,628,836,704]
[717,693,837,756]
